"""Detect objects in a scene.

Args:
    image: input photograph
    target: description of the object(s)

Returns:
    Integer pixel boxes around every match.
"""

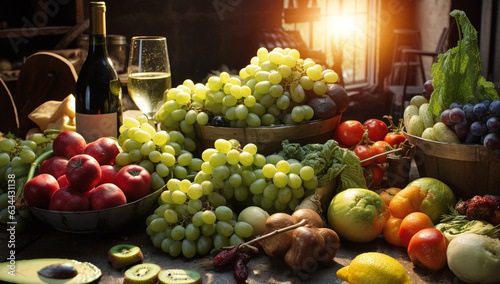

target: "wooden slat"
[0,26,74,38]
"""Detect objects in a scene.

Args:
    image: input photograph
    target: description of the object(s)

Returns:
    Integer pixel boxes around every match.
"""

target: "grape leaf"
[428,10,499,117]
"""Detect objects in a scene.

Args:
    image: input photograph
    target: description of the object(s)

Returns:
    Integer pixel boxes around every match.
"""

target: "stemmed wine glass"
[127,36,171,120]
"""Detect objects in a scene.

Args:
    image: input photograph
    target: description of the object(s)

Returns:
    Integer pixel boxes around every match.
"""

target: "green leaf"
[428,10,499,117]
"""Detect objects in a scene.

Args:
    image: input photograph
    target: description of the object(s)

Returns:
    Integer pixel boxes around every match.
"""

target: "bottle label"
[76,112,118,142]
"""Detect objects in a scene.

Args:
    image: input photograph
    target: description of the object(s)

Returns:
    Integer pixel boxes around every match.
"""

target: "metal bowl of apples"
[25,131,166,233]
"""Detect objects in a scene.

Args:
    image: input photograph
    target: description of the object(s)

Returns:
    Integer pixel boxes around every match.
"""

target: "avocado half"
[0,258,101,284]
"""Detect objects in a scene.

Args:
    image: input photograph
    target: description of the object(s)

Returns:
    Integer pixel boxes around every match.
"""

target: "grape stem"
[15,149,54,208]
[221,219,308,250]
[359,147,403,164]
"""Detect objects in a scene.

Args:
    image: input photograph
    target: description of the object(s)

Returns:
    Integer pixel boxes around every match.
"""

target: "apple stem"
[221,219,308,250]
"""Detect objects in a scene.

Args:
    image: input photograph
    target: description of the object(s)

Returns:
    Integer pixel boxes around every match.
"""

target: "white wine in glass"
[128,36,171,119]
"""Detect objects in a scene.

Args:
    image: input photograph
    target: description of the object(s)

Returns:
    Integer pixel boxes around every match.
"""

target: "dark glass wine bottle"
[76,1,123,142]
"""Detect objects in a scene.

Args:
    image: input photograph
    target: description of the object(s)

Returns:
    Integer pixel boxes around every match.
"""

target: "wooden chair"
[0,77,19,136]
[15,52,77,137]
[388,24,453,120]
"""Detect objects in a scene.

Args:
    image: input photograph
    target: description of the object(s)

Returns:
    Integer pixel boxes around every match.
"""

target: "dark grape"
[211,116,227,127]
[473,103,488,117]
[483,132,500,151]
[423,79,434,94]
[454,118,470,139]
[440,109,453,126]
[489,99,500,117]
[487,117,500,133]
[470,121,488,136]
[449,108,465,123]
[449,102,463,109]
[464,132,480,144]
[422,90,431,100]
[480,100,491,109]
[462,103,475,119]
[480,115,490,123]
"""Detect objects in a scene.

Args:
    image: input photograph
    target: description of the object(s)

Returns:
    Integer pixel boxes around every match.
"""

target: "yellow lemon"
[337,252,411,284]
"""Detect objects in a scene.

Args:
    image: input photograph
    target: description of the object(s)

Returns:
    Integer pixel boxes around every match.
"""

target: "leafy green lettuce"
[279,139,366,191]
[428,10,499,117]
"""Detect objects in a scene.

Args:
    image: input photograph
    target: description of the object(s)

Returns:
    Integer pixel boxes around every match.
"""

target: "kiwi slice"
[124,263,161,284]
[108,244,144,270]
[158,269,203,284]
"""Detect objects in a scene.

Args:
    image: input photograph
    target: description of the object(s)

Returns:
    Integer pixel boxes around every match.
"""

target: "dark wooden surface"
[1,217,465,284]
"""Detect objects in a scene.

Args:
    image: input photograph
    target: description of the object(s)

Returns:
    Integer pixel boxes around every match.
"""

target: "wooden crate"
[194,115,342,156]
[405,133,500,199]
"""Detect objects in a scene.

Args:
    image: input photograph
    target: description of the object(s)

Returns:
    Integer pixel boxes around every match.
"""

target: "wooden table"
[1,217,465,284]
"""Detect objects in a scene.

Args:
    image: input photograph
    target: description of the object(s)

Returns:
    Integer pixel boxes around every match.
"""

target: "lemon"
[337,252,411,284]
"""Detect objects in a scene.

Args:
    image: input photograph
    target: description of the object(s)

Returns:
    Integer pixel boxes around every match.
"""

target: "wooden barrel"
[404,132,500,199]
[194,114,342,156]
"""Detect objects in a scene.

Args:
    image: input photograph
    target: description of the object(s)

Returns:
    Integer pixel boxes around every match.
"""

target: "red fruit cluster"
[455,194,500,225]
[23,131,151,212]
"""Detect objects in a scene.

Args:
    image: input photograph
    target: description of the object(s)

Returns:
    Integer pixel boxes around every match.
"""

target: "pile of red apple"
[23,131,152,211]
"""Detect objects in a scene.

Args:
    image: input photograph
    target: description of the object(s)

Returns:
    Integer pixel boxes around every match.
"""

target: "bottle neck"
[88,2,108,56]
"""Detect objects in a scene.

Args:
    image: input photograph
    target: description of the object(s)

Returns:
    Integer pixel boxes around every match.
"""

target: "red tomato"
[66,154,102,192]
[370,164,384,185]
[98,165,118,185]
[407,228,447,271]
[384,132,406,147]
[334,120,365,147]
[371,141,391,163]
[399,212,434,248]
[363,119,388,142]
[353,145,374,166]
[115,165,151,202]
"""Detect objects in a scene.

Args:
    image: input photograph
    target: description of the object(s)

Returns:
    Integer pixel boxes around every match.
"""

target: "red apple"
[57,175,69,188]
[66,154,101,192]
[98,165,117,185]
[89,183,127,210]
[83,137,120,165]
[52,130,86,159]
[39,156,68,179]
[23,174,59,209]
[48,187,89,211]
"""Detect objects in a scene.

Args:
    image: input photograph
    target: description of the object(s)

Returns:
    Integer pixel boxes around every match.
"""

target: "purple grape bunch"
[440,99,500,152]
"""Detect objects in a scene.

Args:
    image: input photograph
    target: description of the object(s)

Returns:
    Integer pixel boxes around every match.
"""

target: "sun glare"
[329,14,357,39]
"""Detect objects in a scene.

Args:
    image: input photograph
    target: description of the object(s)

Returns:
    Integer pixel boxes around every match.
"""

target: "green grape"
[273,172,288,188]
[0,192,8,208]
[196,235,213,255]
[10,157,23,169]
[29,133,49,145]
[207,192,226,207]
[302,105,314,120]
[229,234,245,247]
[255,71,270,82]
[269,71,282,85]
[288,198,300,211]
[287,173,302,189]
[179,179,192,193]
[303,176,319,190]
[228,77,241,86]
[124,117,140,128]
[161,237,175,254]
[213,233,230,249]
[139,160,155,173]
[277,187,292,203]
[133,129,152,143]
[324,70,339,83]
[255,81,271,95]
[115,152,130,166]
[299,166,315,181]
[151,231,167,248]
[226,149,240,165]
[170,109,187,122]
[209,152,227,167]
[140,140,156,156]
[159,153,175,167]
[291,83,305,103]
[245,113,261,127]
[268,51,283,64]
[153,130,169,146]
[240,85,252,98]
[242,143,257,155]
[176,152,192,167]
[148,150,162,164]
[313,80,327,95]
[160,190,174,204]
[263,183,279,201]
[306,66,322,81]
[201,162,214,174]
[262,164,277,178]
[291,106,305,123]
[259,94,276,109]
[0,153,10,167]
[234,222,253,239]
[253,169,265,180]
[201,223,216,236]
[196,112,209,125]
[185,224,200,241]
[171,225,186,241]
[261,114,275,126]
[169,240,182,257]
[234,185,248,201]
[171,191,187,204]
[249,179,267,195]
[274,199,288,211]
[269,84,283,97]
[140,122,157,137]
[249,103,266,117]
[260,197,274,209]
[242,96,256,109]
[241,170,257,186]
[281,55,296,69]
[215,221,234,237]
[276,94,290,110]
[20,140,37,151]
[192,211,204,227]
[228,173,242,188]
[219,71,230,84]
[164,209,178,224]
[180,120,194,134]
[299,76,314,90]
[201,180,214,195]
[181,239,197,258]
[212,165,230,181]
[303,59,316,70]
[222,94,237,107]
[230,85,242,99]
[201,148,217,162]
[187,158,203,172]
[253,154,266,168]
[150,218,168,232]
[245,64,258,76]
[167,178,181,191]
[122,139,143,151]
[257,47,269,61]
[202,210,216,224]
[128,149,143,162]
[276,160,290,174]
[235,105,249,120]
[220,182,234,200]
[214,206,233,222]
[252,194,263,206]
[187,183,203,199]
[239,151,254,167]
[260,61,277,72]
[291,186,305,199]
[155,204,172,217]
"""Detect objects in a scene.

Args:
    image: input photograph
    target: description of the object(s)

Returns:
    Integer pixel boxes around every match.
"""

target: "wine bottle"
[76,1,123,142]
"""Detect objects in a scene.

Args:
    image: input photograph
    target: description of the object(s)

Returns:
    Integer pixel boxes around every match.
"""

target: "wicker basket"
[404,132,500,199]
[193,115,342,156]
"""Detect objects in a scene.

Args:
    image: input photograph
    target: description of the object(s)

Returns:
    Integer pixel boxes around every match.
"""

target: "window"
[282,0,378,88]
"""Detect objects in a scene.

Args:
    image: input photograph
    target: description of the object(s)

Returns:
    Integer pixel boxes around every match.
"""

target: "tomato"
[66,154,102,192]
[399,212,434,248]
[379,187,401,206]
[370,164,384,185]
[39,156,69,179]
[384,132,406,147]
[89,183,127,210]
[371,141,391,163]
[98,165,118,185]
[382,216,403,247]
[23,174,60,209]
[334,120,365,147]
[389,186,426,219]
[353,145,375,166]
[363,119,388,142]
[115,164,151,202]
[407,228,447,271]
[83,137,120,165]
[52,130,86,159]
[48,186,90,211]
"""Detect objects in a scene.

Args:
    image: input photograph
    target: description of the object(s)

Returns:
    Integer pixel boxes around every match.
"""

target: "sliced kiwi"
[37,263,78,279]
[158,269,203,284]
[124,263,161,284]
[108,244,144,270]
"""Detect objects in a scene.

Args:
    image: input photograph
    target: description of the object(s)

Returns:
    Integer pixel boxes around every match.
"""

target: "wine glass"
[127,36,171,120]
